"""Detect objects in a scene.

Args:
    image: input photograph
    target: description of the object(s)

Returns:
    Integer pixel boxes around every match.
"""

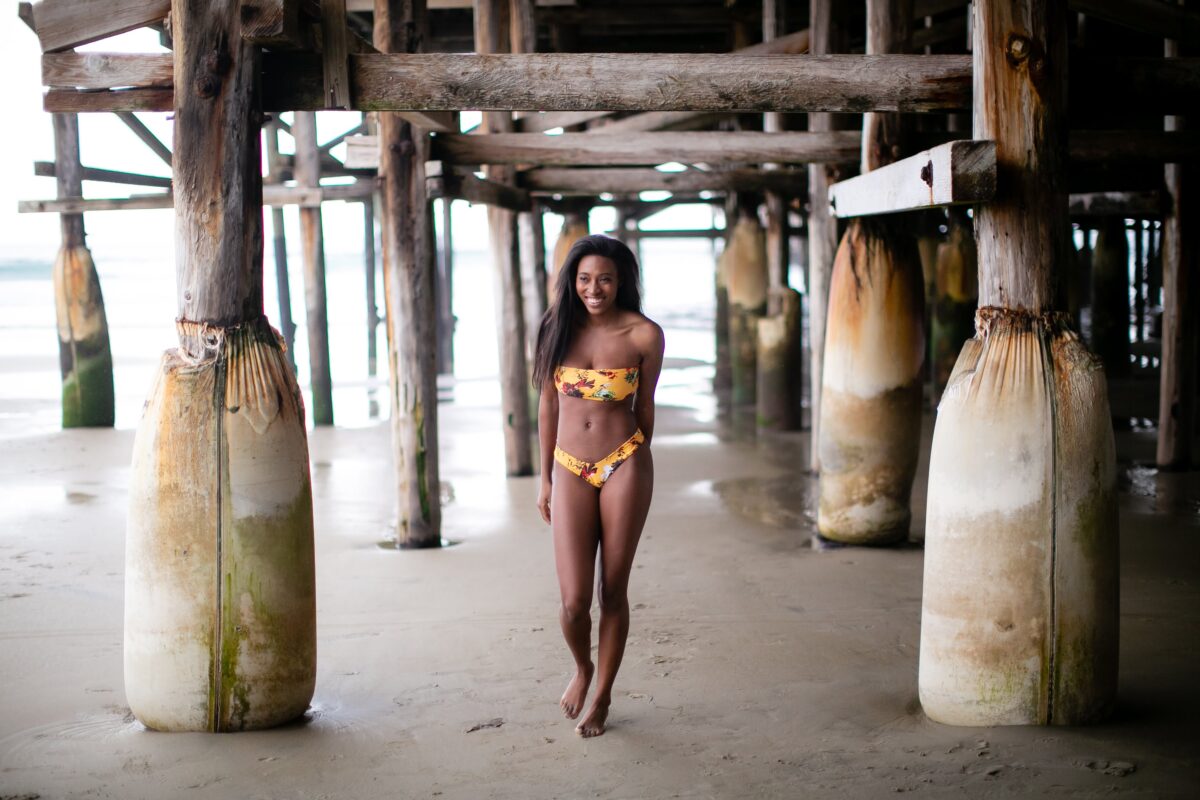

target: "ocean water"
[0,215,720,438]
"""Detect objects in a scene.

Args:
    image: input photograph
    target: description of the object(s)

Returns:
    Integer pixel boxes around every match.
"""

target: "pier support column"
[920,0,1118,726]
[293,111,334,425]
[376,0,442,546]
[51,112,114,428]
[931,209,978,402]
[725,204,768,408]
[477,0,533,475]
[265,119,297,370]
[126,0,316,732]
[436,197,456,376]
[817,0,925,545]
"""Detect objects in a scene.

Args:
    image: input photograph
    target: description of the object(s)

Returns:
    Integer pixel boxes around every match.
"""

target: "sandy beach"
[1,362,1198,799]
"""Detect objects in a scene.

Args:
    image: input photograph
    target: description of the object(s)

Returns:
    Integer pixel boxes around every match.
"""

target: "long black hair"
[532,234,642,390]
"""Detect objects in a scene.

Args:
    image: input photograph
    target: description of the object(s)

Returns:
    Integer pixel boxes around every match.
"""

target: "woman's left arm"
[634,321,666,443]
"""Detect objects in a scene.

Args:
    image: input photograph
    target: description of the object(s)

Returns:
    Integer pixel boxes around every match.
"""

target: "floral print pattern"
[555,366,639,402]
[555,430,645,489]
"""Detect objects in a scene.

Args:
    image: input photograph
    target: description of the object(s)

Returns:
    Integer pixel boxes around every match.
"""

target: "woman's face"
[575,255,619,316]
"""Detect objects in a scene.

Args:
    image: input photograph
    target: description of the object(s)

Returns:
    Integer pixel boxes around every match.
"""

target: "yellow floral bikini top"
[555,366,640,402]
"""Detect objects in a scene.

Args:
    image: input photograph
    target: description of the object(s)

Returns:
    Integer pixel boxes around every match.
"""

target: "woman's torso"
[554,316,646,461]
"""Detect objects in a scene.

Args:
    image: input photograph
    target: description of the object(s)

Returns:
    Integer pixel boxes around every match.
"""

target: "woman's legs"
[577,446,654,737]
[551,461,601,719]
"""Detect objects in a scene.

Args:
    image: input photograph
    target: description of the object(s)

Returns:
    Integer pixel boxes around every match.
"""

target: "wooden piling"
[512,0,545,369]
[920,0,1118,727]
[126,0,315,732]
[477,0,534,476]
[375,0,442,546]
[817,0,925,545]
[1090,218,1132,381]
[436,196,456,376]
[362,195,379,377]
[806,0,847,470]
[1158,24,1196,468]
[292,111,334,425]
[264,120,297,370]
[756,287,802,430]
[726,210,769,408]
[51,112,114,427]
[930,209,977,401]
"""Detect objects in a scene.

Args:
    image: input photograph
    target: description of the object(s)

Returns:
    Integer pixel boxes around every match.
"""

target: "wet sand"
[1,372,1198,799]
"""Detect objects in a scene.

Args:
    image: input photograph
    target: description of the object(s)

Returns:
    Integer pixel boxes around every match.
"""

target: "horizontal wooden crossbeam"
[1068,191,1166,218]
[829,140,996,218]
[519,168,806,195]
[43,53,972,113]
[425,162,532,212]
[429,132,862,167]
[18,181,377,214]
[31,0,170,53]
[34,161,171,189]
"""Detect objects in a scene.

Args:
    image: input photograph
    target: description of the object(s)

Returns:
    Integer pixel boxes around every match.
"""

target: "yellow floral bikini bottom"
[554,429,645,489]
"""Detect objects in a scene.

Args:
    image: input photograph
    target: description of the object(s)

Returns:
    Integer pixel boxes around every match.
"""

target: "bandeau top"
[555,366,640,402]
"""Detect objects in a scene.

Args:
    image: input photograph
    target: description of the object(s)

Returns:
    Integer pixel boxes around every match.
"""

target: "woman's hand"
[536,479,552,525]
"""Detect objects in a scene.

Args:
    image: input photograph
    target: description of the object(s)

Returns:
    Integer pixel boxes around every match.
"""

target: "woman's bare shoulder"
[625,313,664,352]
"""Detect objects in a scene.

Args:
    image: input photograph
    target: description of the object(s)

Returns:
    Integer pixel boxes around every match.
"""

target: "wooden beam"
[262,52,973,113]
[19,183,376,214]
[829,139,996,218]
[426,161,532,211]
[45,88,173,113]
[1070,130,1200,162]
[516,110,612,132]
[520,167,806,195]
[604,227,724,239]
[431,131,861,167]
[42,53,173,90]
[115,111,173,166]
[1071,0,1200,44]
[241,0,309,48]
[34,160,172,189]
[321,0,352,108]
[396,110,458,132]
[1068,190,1165,217]
[31,0,171,53]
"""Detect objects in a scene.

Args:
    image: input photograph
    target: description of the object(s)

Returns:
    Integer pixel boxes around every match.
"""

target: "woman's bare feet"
[575,697,610,737]
[560,662,594,719]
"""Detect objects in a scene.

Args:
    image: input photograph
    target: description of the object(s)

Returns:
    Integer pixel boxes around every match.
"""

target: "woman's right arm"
[536,378,558,524]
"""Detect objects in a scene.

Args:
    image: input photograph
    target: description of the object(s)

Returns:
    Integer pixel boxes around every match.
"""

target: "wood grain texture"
[520,167,806,195]
[321,0,351,108]
[32,0,170,52]
[432,131,860,167]
[972,0,1067,312]
[862,0,913,173]
[292,111,335,425]
[172,0,264,333]
[426,169,532,211]
[42,53,173,89]
[830,140,996,218]
[51,113,85,247]
[258,52,972,112]
[376,0,442,546]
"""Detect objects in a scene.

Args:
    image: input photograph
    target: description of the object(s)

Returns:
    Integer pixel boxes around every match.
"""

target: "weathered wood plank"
[1068,190,1165,217]
[1071,130,1200,162]
[396,110,458,132]
[31,0,171,53]
[35,160,172,188]
[242,0,308,48]
[42,53,173,90]
[376,0,443,545]
[520,167,806,195]
[19,184,375,214]
[516,110,612,132]
[45,88,173,113]
[829,140,996,218]
[321,0,351,108]
[426,161,532,211]
[431,131,862,167]
[173,0,264,329]
[261,52,972,112]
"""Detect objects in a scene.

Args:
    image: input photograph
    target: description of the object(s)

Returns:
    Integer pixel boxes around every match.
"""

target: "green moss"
[61,343,114,428]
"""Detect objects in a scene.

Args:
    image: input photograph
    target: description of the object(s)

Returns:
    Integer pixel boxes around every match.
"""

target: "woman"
[533,235,664,738]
